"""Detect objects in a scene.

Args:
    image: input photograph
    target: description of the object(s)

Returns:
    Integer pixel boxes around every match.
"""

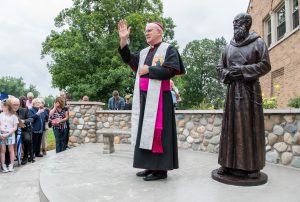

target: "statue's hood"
[230,32,260,47]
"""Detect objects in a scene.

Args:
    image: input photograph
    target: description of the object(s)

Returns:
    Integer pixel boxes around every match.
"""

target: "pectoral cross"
[235,92,244,100]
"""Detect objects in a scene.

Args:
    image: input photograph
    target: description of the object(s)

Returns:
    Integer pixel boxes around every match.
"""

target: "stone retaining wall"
[67,104,300,169]
[68,102,105,147]
[175,109,300,169]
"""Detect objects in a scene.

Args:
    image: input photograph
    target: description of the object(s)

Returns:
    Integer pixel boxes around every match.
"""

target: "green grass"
[47,128,56,151]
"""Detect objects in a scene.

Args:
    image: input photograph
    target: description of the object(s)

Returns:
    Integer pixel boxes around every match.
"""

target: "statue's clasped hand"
[228,66,243,81]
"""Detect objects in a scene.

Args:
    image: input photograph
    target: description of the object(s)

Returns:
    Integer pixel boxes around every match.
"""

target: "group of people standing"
[0,93,49,172]
[108,90,132,110]
[0,92,70,173]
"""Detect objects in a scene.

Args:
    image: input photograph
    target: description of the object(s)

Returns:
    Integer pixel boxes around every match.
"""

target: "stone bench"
[99,130,131,154]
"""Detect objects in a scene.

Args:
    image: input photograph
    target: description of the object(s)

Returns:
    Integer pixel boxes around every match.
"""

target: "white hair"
[146,22,164,33]
[27,92,34,98]
[38,97,45,105]
[32,97,44,108]
[60,91,66,98]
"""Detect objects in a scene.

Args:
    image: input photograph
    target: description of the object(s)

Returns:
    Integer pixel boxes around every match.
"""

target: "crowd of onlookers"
[0,91,70,173]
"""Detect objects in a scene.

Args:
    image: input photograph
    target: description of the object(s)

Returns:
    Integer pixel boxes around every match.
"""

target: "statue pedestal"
[211,169,268,186]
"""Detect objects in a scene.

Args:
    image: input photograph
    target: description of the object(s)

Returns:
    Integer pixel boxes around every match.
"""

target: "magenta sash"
[140,78,170,153]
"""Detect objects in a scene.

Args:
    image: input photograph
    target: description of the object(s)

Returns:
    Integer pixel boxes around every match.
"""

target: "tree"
[180,37,227,109]
[42,0,177,102]
[24,84,40,98]
[44,95,56,108]
[0,76,40,98]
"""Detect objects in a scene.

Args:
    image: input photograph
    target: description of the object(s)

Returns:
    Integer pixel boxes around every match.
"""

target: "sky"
[0,0,249,97]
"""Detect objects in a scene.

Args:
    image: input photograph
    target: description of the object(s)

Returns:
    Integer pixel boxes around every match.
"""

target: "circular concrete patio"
[39,144,300,202]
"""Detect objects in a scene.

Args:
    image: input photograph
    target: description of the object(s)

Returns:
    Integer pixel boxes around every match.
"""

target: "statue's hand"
[228,66,243,81]
[229,66,242,73]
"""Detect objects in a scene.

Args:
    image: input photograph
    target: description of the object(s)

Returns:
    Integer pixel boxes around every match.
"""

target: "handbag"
[48,120,52,128]
[50,118,61,127]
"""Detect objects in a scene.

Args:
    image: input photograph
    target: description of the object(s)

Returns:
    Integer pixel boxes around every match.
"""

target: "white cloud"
[0,0,73,97]
[0,0,249,97]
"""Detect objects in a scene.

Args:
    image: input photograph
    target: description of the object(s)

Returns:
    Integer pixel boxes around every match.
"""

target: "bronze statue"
[212,13,271,186]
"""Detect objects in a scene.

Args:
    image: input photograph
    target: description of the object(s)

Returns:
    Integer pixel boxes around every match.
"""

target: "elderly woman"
[26,92,34,109]
[29,98,48,158]
[49,97,69,153]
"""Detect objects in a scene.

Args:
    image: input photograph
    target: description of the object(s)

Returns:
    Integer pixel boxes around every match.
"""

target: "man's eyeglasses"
[144,29,155,34]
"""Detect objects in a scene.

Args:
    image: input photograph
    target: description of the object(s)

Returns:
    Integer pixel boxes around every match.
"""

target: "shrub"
[288,96,300,108]
[263,96,277,109]
[191,101,215,110]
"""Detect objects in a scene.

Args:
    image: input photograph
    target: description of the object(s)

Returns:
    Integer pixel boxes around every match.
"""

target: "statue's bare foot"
[217,166,229,175]
[247,171,260,179]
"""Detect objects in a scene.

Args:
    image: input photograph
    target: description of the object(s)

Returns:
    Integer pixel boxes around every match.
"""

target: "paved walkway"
[39,144,300,202]
[0,151,55,202]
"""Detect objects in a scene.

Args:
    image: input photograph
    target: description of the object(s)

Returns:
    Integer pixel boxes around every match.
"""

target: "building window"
[293,0,299,29]
[266,18,272,47]
[277,5,286,40]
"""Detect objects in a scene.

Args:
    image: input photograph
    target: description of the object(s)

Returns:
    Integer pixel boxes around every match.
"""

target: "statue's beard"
[234,26,248,42]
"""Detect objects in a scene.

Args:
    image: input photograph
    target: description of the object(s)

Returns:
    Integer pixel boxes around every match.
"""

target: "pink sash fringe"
[140,78,170,154]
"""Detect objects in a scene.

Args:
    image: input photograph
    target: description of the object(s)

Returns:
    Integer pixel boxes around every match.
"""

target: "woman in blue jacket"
[29,98,48,158]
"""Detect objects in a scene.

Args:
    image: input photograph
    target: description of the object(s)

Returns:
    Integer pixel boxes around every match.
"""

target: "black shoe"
[36,154,43,157]
[136,170,153,177]
[28,158,35,163]
[21,158,28,165]
[143,171,168,181]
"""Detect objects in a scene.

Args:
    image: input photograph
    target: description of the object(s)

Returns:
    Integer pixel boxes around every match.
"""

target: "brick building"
[247,0,300,107]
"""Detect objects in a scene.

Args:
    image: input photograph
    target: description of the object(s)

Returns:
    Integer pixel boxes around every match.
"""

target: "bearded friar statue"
[212,13,271,186]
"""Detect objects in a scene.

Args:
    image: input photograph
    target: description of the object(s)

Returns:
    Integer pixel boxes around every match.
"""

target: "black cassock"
[119,42,185,170]
[216,32,271,171]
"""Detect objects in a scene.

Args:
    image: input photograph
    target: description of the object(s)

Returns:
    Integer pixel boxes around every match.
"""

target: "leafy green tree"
[44,95,56,108]
[42,0,176,102]
[180,37,227,109]
[0,76,39,98]
[24,84,40,98]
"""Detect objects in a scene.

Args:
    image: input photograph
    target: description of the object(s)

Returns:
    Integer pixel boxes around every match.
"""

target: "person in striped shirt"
[49,97,69,153]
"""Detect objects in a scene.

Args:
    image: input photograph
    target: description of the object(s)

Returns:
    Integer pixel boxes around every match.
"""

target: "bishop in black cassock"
[118,20,185,181]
